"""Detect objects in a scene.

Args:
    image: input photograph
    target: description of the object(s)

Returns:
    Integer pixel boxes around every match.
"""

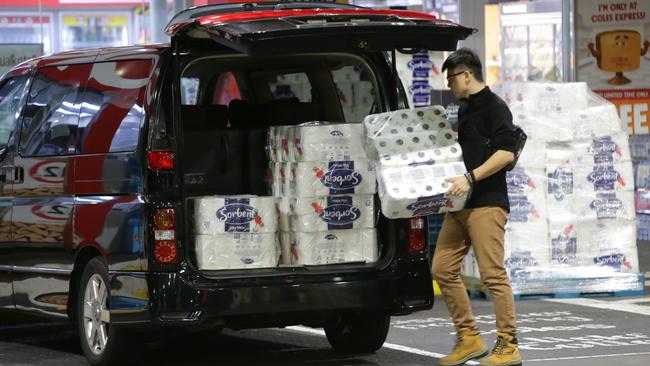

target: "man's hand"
[445,175,471,196]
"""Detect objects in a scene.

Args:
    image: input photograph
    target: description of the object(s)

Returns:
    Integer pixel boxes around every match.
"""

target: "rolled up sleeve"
[489,101,518,154]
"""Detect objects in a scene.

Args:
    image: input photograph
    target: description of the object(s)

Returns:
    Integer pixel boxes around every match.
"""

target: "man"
[432,48,521,366]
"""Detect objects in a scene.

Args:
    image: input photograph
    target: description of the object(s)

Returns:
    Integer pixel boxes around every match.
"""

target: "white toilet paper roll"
[269,162,282,197]
[279,232,294,265]
[195,233,279,270]
[290,195,374,232]
[292,160,377,197]
[191,196,278,235]
[291,229,378,265]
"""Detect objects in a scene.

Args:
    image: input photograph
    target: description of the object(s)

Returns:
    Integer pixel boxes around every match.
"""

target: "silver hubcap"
[83,274,110,355]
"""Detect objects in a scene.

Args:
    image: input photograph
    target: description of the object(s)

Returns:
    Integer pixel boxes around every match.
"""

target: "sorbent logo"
[508,195,539,222]
[587,166,624,191]
[320,204,361,225]
[406,195,451,216]
[505,251,538,279]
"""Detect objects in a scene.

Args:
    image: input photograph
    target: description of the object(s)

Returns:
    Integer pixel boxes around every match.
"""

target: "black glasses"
[446,70,470,83]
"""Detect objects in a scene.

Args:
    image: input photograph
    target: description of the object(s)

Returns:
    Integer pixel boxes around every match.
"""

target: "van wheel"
[324,310,390,354]
[77,258,122,366]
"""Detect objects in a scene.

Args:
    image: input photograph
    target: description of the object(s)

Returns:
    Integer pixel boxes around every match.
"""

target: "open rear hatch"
[165,2,475,54]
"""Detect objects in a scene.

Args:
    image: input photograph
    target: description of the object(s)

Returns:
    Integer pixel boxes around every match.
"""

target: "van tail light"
[153,208,177,264]
[407,217,427,255]
[147,151,175,171]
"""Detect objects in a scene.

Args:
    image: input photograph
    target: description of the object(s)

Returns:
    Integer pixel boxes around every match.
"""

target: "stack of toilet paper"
[363,106,468,218]
[461,82,641,295]
[267,122,379,266]
[190,196,280,270]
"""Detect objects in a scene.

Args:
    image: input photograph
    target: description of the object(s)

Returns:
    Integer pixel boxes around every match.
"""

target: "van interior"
[177,53,386,271]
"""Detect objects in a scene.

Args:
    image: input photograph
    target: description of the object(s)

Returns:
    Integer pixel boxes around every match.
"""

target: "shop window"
[0,76,27,147]
[20,66,86,156]
[77,60,152,153]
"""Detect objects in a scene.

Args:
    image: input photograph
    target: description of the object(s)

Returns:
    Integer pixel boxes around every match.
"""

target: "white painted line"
[286,325,479,365]
[615,297,650,304]
[526,351,650,362]
[545,298,650,316]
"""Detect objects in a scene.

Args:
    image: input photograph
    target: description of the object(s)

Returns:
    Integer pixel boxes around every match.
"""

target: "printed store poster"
[576,0,650,134]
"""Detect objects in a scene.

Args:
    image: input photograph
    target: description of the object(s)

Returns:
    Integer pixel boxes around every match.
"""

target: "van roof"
[6,44,169,77]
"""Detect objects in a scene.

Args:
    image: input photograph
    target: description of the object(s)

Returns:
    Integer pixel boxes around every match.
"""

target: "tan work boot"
[439,328,488,366]
[479,333,522,366]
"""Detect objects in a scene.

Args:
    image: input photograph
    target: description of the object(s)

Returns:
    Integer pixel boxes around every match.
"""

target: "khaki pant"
[431,207,517,335]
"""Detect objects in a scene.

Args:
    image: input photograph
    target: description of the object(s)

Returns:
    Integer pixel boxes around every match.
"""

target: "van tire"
[77,258,123,366]
[324,310,390,354]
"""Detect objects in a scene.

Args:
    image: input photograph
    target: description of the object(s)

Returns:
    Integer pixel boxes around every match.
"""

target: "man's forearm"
[472,150,515,182]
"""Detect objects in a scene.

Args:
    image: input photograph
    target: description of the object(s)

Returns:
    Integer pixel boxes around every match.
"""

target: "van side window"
[181,77,200,105]
[77,60,152,153]
[0,76,28,148]
[270,73,311,102]
[20,66,86,156]
[331,66,377,122]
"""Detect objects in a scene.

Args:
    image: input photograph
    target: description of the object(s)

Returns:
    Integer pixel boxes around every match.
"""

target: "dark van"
[0,2,472,365]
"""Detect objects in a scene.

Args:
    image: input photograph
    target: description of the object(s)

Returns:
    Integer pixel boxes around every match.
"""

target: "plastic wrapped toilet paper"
[279,232,294,265]
[505,223,551,280]
[572,133,632,165]
[332,66,361,83]
[546,162,576,224]
[545,142,575,164]
[291,229,378,265]
[266,126,278,161]
[460,248,480,279]
[548,222,578,267]
[507,190,547,224]
[575,190,635,221]
[353,81,374,106]
[291,123,366,162]
[191,196,278,234]
[511,108,574,142]
[378,143,463,166]
[573,104,623,139]
[269,162,282,197]
[273,125,295,162]
[363,106,453,156]
[512,82,590,114]
[195,233,280,270]
[506,167,545,195]
[336,82,354,108]
[378,161,468,218]
[278,197,291,232]
[574,162,634,193]
[575,219,638,274]
[517,139,546,167]
[290,195,374,232]
[291,160,376,197]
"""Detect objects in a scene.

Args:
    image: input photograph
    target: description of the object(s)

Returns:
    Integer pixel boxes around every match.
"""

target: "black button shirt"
[457,87,518,212]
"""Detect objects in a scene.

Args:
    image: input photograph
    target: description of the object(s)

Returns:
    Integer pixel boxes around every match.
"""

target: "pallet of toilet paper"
[267,122,380,266]
[462,82,644,296]
[362,105,468,218]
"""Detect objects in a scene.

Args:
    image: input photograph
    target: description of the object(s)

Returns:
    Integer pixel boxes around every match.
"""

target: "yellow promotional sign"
[576,0,650,134]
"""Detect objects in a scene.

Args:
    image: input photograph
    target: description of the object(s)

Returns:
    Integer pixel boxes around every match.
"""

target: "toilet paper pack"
[505,223,551,280]
[511,109,573,142]
[507,190,547,224]
[291,229,378,265]
[269,162,282,197]
[517,139,546,167]
[279,232,294,265]
[573,162,634,193]
[291,160,377,197]
[572,133,632,165]
[290,195,374,232]
[191,196,278,235]
[195,233,280,270]
[377,161,468,218]
[506,167,545,195]
[353,81,374,106]
[548,222,578,267]
[291,123,366,162]
[278,197,291,232]
[575,219,638,273]
[505,221,549,249]
[573,104,623,139]
[378,143,463,166]
[575,190,635,221]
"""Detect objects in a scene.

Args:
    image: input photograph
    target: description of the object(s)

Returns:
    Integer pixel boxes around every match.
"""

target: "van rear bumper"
[110,257,433,327]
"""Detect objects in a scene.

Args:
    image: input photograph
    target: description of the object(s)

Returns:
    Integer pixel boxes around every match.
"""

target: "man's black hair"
[441,47,484,83]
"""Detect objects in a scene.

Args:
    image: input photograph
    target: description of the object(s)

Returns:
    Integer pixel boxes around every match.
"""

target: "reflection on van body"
[0,3,474,365]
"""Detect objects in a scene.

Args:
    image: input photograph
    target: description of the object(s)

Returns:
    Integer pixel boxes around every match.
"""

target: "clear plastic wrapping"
[461,82,643,296]
[289,194,375,232]
[290,229,378,265]
[363,106,467,219]
[195,233,280,270]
